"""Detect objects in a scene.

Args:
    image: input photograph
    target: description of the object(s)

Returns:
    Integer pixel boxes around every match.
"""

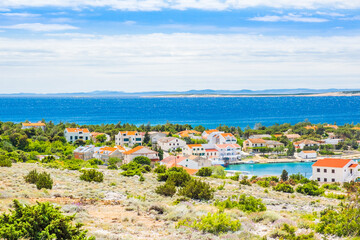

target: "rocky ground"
[0,163,345,240]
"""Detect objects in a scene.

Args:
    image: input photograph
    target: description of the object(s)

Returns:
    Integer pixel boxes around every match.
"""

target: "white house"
[64,128,91,143]
[115,131,144,147]
[285,134,301,142]
[299,150,317,159]
[177,130,201,138]
[22,121,46,131]
[150,132,167,144]
[264,140,284,149]
[310,158,359,183]
[208,132,237,145]
[249,134,272,139]
[93,146,123,162]
[157,137,186,152]
[202,129,221,139]
[215,144,242,162]
[243,138,266,152]
[73,145,95,160]
[123,146,159,164]
[160,155,211,170]
[183,144,206,156]
[293,139,320,149]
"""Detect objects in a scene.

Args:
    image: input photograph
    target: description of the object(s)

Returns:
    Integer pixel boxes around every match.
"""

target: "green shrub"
[296,183,324,196]
[256,180,270,188]
[155,182,177,197]
[240,176,251,186]
[214,194,266,213]
[290,173,306,183]
[179,179,214,200]
[143,165,152,172]
[36,172,53,190]
[273,183,294,193]
[107,164,118,170]
[154,165,166,173]
[88,158,104,166]
[41,155,56,163]
[157,167,191,186]
[322,183,340,191]
[80,169,104,182]
[196,167,212,177]
[324,193,346,200]
[24,169,39,184]
[133,156,151,165]
[211,166,226,178]
[271,224,315,240]
[0,157,12,167]
[0,200,94,240]
[229,174,240,181]
[281,169,289,181]
[176,211,241,235]
[120,161,146,180]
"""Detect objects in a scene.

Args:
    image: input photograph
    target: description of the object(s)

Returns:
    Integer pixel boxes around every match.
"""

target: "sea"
[0,96,360,129]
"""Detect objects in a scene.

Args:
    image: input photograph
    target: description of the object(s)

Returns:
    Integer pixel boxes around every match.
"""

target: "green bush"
[0,200,94,240]
[273,183,294,193]
[214,194,266,213]
[120,161,147,180]
[256,180,270,188]
[211,166,226,178]
[143,165,151,172]
[154,165,166,173]
[133,156,151,165]
[229,174,239,181]
[271,224,315,240]
[324,193,346,200]
[281,169,289,181]
[176,211,241,235]
[157,167,191,187]
[179,179,214,200]
[88,158,104,166]
[107,164,118,170]
[322,183,340,191]
[196,167,213,177]
[80,169,104,182]
[0,157,12,167]
[24,169,39,184]
[36,172,53,190]
[290,173,306,183]
[41,155,56,163]
[296,183,324,196]
[155,182,177,197]
[240,176,251,186]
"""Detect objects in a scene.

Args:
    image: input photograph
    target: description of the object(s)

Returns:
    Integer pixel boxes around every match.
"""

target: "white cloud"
[315,11,345,17]
[249,13,328,22]
[0,0,360,11]
[1,12,40,17]
[0,23,78,32]
[123,20,136,25]
[0,33,360,92]
[340,16,360,20]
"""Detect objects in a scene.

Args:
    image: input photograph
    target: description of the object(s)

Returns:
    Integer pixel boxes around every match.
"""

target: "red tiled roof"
[216,144,241,149]
[66,128,89,133]
[187,144,203,149]
[349,164,358,168]
[247,138,266,144]
[312,158,352,168]
[124,146,144,155]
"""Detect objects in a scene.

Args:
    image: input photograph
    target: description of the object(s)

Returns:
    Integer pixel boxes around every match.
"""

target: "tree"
[96,134,107,143]
[287,144,295,156]
[143,131,150,145]
[281,169,288,181]
[133,156,151,165]
[0,200,94,240]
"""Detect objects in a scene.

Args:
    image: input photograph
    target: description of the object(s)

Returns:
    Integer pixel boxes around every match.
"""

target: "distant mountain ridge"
[1,88,360,97]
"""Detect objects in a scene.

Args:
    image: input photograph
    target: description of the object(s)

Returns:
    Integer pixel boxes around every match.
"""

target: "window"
[324,178,327,182]
[70,136,73,140]
[332,178,335,182]
[324,169,327,173]
[317,168,320,172]
[85,137,88,140]
[317,178,320,181]
[331,169,335,173]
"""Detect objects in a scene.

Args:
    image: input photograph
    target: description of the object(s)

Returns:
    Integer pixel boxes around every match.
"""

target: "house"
[243,138,266,152]
[22,121,46,131]
[157,137,186,152]
[304,125,318,131]
[285,134,301,142]
[183,144,206,156]
[64,128,91,143]
[160,155,210,171]
[123,146,159,164]
[310,158,359,183]
[324,124,338,130]
[208,133,237,145]
[293,139,320,149]
[176,130,201,138]
[299,150,317,159]
[115,131,144,147]
[202,129,221,139]
[91,132,111,143]
[215,144,242,162]
[249,134,272,139]
[93,146,122,162]
[73,145,95,160]
[322,138,344,147]
[264,140,284,149]
[149,132,167,144]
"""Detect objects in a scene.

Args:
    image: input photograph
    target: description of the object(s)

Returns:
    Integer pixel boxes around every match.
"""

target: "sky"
[0,0,360,93]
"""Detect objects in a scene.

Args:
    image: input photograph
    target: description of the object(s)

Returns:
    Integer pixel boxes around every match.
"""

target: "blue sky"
[0,1,360,93]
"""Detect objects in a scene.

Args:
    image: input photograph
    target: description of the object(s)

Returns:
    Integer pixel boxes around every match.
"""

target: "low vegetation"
[25,169,53,190]
[80,169,104,182]
[179,179,214,200]
[215,194,266,213]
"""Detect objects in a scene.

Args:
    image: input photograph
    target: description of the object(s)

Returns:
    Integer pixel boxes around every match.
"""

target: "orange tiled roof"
[124,146,144,155]
[247,138,266,144]
[182,167,198,175]
[66,128,89,133]
[216,144,241,149]
[119,131,138,136]
[204,129,219,134]
[221,133,235,138]
[91,132,106,137]
[97,146,117,155]
[273,134,282,138]
[312,158,351,168]
[324,124,338,129]
[294,139,319,145]
[349,164,358,168]
[302,150,316,153]
[116,145,126,152]
[304,125,318,130]
[187,144,203,149]
[177,130,201,137]
[22,122,45,127]
[352,127,360,130]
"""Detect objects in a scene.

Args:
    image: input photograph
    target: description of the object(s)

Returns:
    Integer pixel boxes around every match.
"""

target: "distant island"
[1,88,360,97]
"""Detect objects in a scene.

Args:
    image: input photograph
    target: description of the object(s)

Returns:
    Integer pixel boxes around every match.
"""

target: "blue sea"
[0,96,360,128]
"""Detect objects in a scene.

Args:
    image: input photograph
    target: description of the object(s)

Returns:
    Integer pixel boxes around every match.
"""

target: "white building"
[64,128,91,143]
[93,146,123,162]
[150,132,167,144]
[160,155,211,170]
[243,138,266,152]
[249,134,272,139]
[183,144,206,156]
[157,137,186,152]
[285,134,301,142]
[115,131,144,147]
[208,132,237,145]
[73,145,95,160]
[22,122,46,131]
[201,129,221,139]
[294,139,320,150]
[215,144,242,162]
[310,158,359,183]
[299,150,317,159]
[123,146,159,164]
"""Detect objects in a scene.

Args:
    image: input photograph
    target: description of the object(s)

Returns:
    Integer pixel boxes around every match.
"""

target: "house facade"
[243,138,266,152]
[21,121,46,131]
[183,144,206,156]
[157,137,187,152]
[115,131,144,147]
[294,139,320,149]
[93,146,122,162]
[208,132,237,145]
[215,144,242,162]
[150,132,167,144]
[64,128,91,143]
[285,134,301,142]
[123,146,159,164]
[310,158,359,183]
[73,145,95,160]
[299,150,317,159]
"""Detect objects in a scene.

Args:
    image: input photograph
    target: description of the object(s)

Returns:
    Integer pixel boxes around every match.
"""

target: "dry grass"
[0,163,343,239]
